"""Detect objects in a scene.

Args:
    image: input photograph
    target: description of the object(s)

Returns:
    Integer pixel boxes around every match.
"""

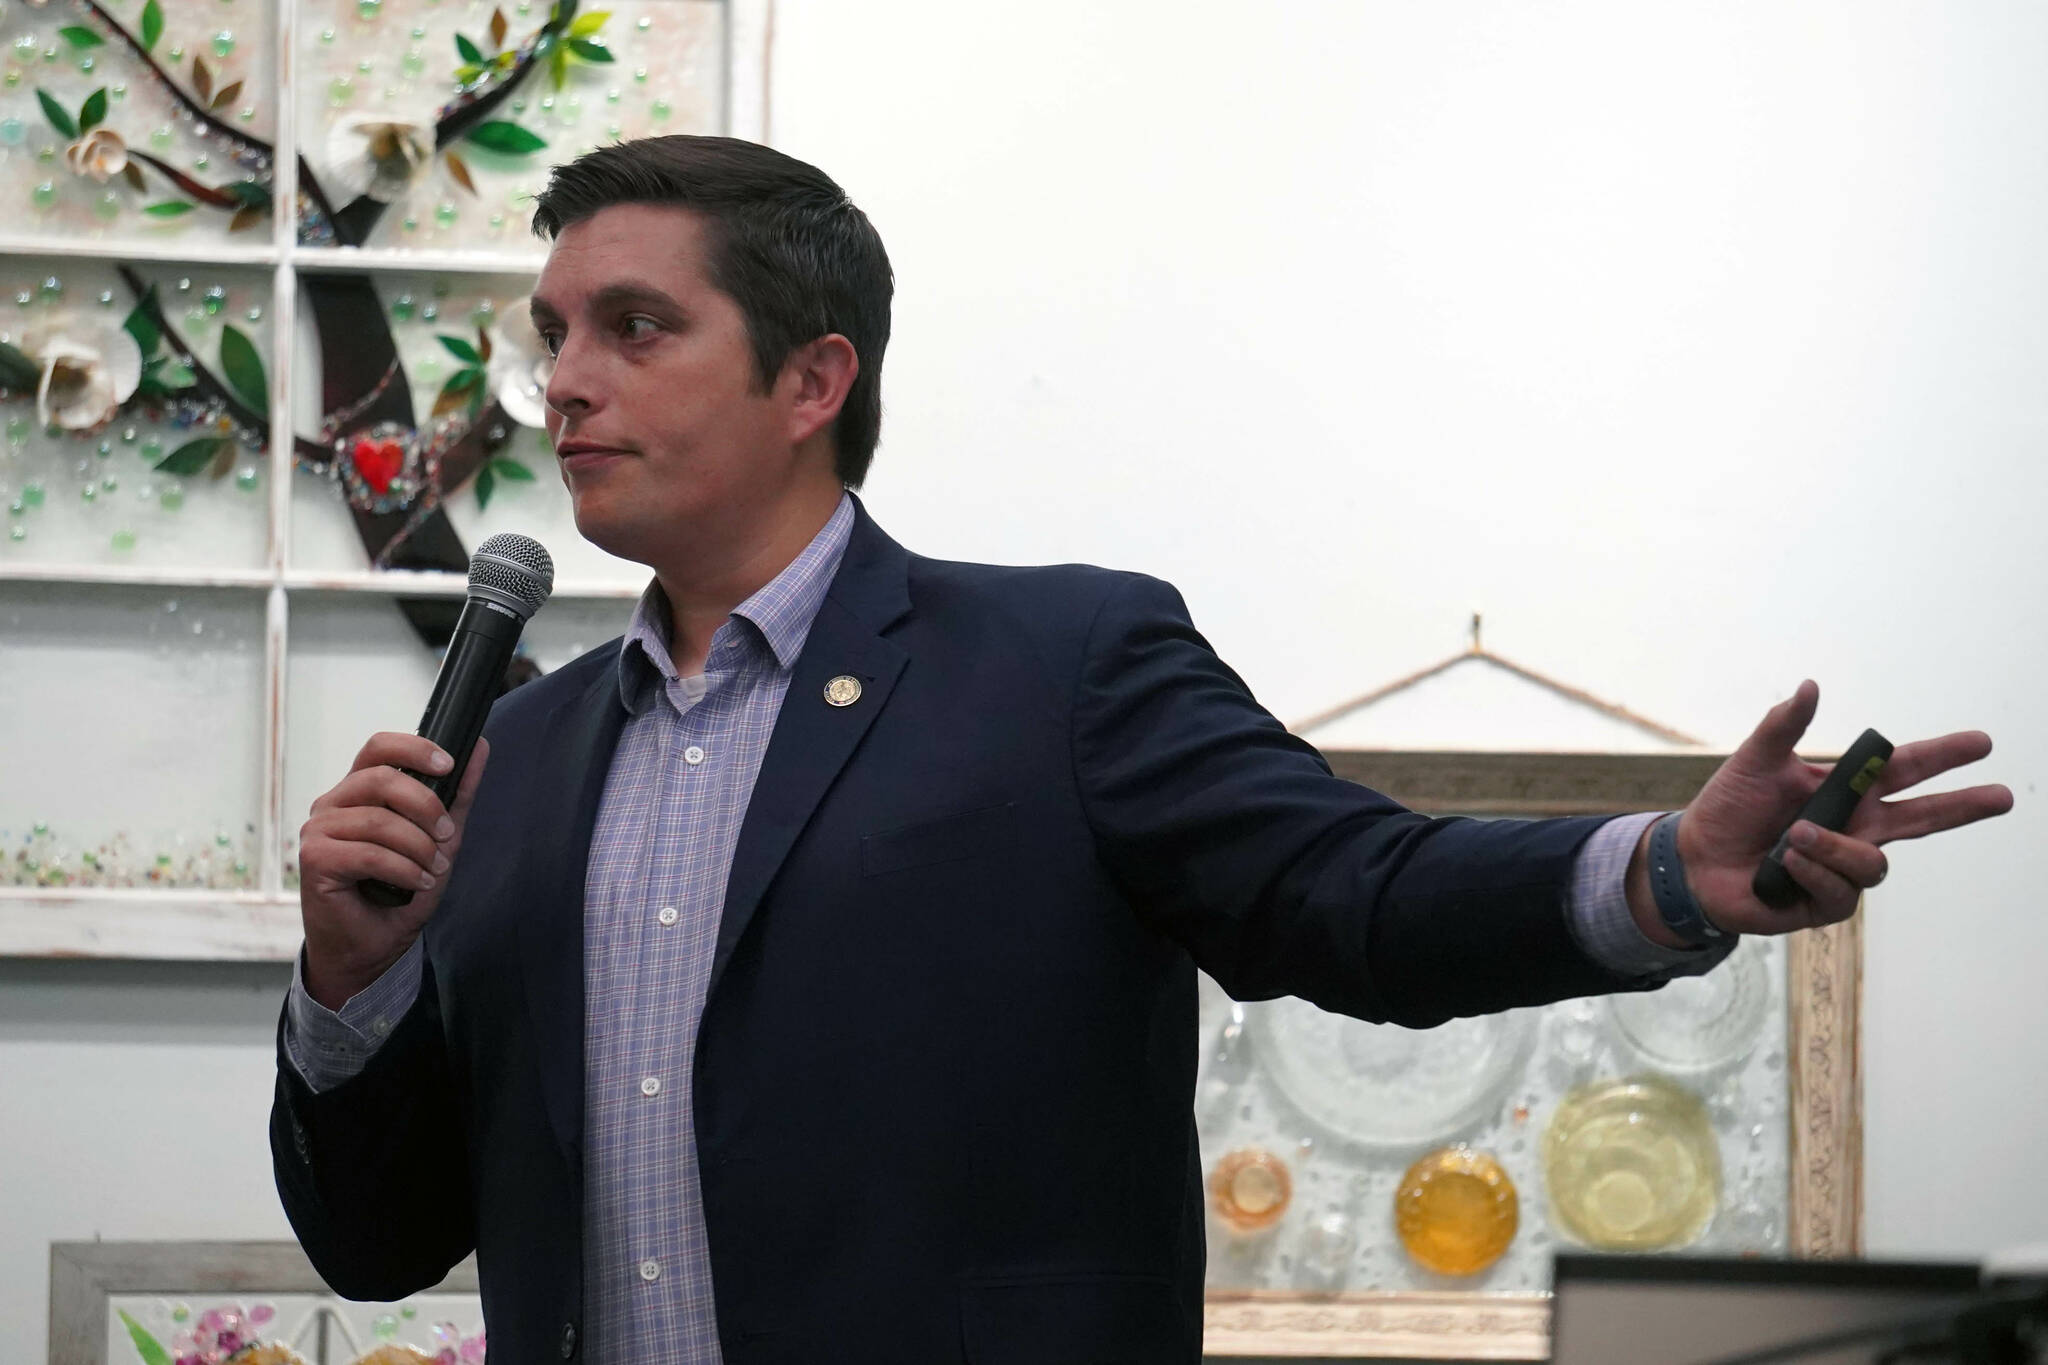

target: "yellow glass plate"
[1542,1075,1720,1250]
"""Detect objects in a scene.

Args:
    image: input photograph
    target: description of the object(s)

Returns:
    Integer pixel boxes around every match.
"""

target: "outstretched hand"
[1655,681,2012,938]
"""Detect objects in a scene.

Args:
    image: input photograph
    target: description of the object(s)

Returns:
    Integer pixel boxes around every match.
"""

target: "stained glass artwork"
[0,256,273,567]
[0,0,280,250]
[1199,932,1792,1292]
[294,0,725,251]
[107,1293,485,1364]
[0,583,263,889]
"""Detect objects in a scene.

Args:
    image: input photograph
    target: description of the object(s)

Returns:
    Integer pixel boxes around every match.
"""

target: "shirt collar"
[616,492,856,711]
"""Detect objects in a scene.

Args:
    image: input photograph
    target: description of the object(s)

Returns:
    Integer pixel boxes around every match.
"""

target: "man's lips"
[557,444,631,473]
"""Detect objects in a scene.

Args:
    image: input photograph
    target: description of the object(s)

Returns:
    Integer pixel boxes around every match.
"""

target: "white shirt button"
[640,1076,661,1097]
[371,1017,391,1037]
[639,1258,661,1282]
[684,745,706,766]
[657,906,679,927]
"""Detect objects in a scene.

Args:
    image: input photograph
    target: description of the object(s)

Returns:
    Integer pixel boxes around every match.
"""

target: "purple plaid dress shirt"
[283,492,1706,1362]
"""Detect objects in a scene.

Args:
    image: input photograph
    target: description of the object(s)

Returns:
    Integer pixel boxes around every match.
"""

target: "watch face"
[1543,1075,1720,1251]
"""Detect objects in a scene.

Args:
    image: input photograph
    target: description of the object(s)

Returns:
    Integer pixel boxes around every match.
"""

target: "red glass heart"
[352,437,405,495]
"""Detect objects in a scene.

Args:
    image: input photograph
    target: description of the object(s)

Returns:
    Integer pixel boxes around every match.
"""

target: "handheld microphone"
[357,533,555,909]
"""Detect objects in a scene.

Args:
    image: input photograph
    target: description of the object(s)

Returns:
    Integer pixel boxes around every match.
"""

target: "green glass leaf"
[550,41,569,90]
[36,89,78,139]
[156,436,230,476]
[466,121,547,155]
[219,324,268,418]
[117,1310,174,1365]
[490,456,536,482]
[439,335,483,364]
[567,9,611,37]
[78,88,108,134]
[455,32,485,64]
[567,38,613,63]
[0,340,40,392]
[141,0,164,54]
[474,463,496,510]
[222,179,271,209]
[58,25,105,50]
[454,63,484,84]
[142,201,196,218]
[159,361,195,389]
[122,285,162,358]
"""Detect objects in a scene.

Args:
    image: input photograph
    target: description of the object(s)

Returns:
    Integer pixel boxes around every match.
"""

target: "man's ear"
[784,334,860,447]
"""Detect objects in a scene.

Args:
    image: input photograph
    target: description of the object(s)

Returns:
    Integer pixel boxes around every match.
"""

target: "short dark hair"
[530,136,893,488]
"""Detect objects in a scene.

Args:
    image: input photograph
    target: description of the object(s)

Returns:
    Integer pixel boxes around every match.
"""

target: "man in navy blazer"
[271,137,2010,1363]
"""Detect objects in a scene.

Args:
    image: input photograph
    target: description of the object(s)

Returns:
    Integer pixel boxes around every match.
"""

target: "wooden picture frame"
[1201,750,1863,1359]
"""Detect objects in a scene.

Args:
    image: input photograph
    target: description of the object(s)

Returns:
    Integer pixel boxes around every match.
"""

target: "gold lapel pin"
[824,675,863,707]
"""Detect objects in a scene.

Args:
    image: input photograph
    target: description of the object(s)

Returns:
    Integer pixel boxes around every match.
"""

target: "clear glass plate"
[1607,937,1770,1074]
[1246,997,1535,1149]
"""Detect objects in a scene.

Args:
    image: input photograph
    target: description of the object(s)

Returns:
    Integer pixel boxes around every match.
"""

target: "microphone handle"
[358,596,528,909]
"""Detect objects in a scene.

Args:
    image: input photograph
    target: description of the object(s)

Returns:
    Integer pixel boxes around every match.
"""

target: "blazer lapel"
[710,506,912,998]
[517,659,627,1168]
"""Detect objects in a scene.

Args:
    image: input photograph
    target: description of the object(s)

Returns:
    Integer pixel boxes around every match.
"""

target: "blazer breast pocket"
[860,803,1016,877]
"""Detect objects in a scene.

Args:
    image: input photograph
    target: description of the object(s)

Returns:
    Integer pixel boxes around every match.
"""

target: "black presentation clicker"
[1751,727,1893,909]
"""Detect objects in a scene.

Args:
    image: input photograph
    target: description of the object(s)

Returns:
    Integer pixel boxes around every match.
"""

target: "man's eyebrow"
[529,284,682,324]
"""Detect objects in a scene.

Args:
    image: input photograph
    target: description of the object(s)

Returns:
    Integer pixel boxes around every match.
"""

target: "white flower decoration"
[20,312,143,431]
[63,127,128,182]
[325,115,436,203]
[488,297,555,428]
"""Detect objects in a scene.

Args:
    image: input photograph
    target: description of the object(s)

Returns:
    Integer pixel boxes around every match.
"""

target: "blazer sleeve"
[269,951,477,1300]
[1070,572,1656,1026]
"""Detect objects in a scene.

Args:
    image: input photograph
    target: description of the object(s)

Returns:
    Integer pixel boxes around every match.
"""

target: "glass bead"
[410,24,427,39]
[36,145,56,163]
[12,291,29,308]
[99,290,116,307]
[78,54,97,73]
[515,0,530,12]
[150,124,174,149]
[470,300,494,326]
[434,201,457,228]
[101,476,116,491]
[93,190,119,221]
[212,32,235,58]
[606,122,621,139]
[245,305,262,322]
[0,118,23,146]
[10,35,36,60]
[390,293,415,321]
[176,276,192,293]
[193,153,209,170]
[401,49,425,77]
[111,528,134,550]
[111,82,127,99]
[328,76,353,105]
[606,88,621,104]
[488,212,505,230]
[234,465,258,491]
[7,497,22,515]
[42,46,59,63]
[171,1306,190,1325]
[419,302,439,322]
[373,1316,399,1342]
[121,426,137,443]
[139,437,162,461]
[6,417,29,445]
[2,72,18,90]
[31,181,55,209]
[40,276,62,303]
[401,215,419,232]
[538,96,554,113]
[356,0,382,20]
[637,17,651,31]
[358,59,373,74]
[319,27,336,44]
[96,440,112,457]
[633,66,648,83]
[415,356,441,382]
[167,44,184,62]
[21,482,44,506]
[159,485,183,510]
[238,106,255,122]
[203,285,226,316]
[7,524,22,542]
[80,483,96,502]
[651,99,671,121]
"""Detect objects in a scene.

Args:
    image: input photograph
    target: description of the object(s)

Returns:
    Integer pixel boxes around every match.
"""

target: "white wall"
[5,1,2045,1357]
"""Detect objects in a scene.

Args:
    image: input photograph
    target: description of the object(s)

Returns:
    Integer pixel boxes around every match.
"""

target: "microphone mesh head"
[469,533,555,619]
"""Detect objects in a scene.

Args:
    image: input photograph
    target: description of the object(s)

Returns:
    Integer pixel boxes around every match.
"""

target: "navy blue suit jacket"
[272,500,1649,1363]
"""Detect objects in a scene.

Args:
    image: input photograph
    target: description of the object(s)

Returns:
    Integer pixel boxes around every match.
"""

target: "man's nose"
[543,335,595,417]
